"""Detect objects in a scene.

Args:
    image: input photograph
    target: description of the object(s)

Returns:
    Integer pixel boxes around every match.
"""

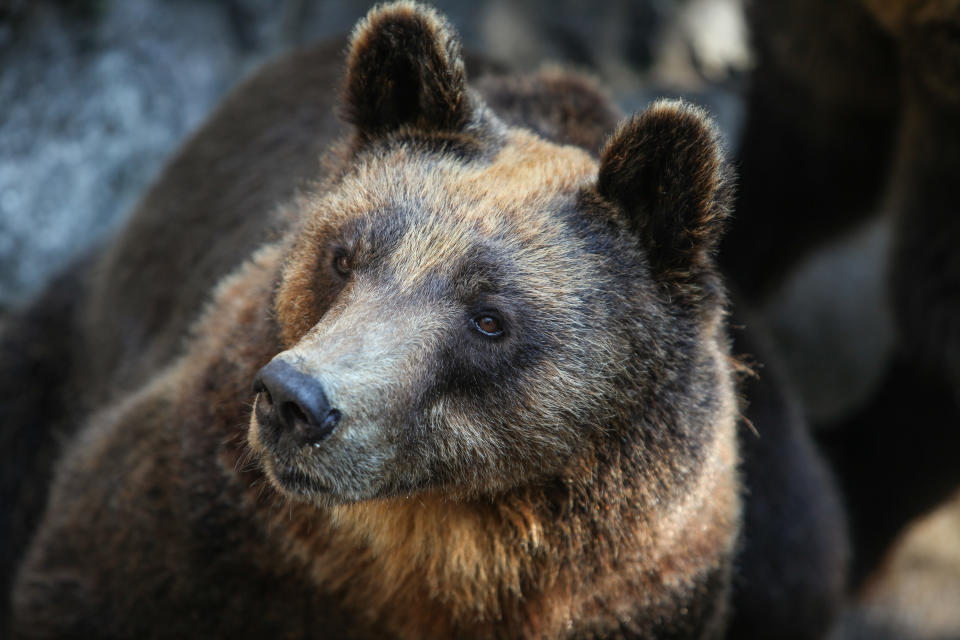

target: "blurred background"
[0,0,749,312]
[1,1,958,638]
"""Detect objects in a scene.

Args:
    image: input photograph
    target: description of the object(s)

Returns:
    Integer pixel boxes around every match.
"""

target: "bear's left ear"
[343,2,471,139]
[598,101,733,292]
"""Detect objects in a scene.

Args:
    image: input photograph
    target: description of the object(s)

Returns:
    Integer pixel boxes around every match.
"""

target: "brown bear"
[11,3,741,638]
[4,3,848,638]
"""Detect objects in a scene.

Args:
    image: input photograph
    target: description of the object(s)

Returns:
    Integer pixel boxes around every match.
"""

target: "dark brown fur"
[0,264,89,629]
[598,105,732,301]
[726,308,849,640]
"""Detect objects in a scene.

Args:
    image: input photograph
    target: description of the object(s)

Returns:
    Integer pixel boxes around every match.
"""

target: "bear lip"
[263,454,330,497]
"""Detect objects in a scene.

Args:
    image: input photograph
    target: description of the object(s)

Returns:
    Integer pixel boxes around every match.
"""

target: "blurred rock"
[764,215,896,424]
[833,489,960,640]
[1,0,244,309]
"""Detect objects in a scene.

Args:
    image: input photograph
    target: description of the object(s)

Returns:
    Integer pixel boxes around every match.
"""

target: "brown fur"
[343,3,470,137]
[473,68,622,155]
[598,102,732,300]
[15,244,738,638]
[725,309,849,640]
[11,4,747,638]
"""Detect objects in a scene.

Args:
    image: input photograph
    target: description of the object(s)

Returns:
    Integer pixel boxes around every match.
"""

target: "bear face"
[246,2,735,510]
[254,133,624,503]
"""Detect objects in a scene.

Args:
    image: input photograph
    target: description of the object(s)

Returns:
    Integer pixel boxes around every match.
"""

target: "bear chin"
[265,459,328,497]
[248,409,403,505]
[248,411,340,502]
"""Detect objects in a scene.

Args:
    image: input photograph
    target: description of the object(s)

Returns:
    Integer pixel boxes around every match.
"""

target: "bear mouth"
[262,454,330,497]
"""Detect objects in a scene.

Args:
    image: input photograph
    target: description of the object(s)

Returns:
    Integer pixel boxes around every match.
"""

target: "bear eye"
[471,313,504,337]
[333,252,351,276]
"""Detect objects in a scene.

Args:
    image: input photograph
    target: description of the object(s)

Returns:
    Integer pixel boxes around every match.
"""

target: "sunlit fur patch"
[380,130,598,290]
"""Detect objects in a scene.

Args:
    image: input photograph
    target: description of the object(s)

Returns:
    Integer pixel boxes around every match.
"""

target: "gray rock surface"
[2,1,242,308]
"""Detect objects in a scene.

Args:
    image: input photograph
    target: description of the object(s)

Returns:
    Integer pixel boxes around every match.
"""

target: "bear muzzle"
[253,359,342,448]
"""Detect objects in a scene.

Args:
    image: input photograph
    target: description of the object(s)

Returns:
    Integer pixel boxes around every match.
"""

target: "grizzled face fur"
[248,2,732,505]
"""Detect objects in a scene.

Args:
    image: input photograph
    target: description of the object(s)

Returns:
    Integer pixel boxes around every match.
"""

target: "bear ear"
[597,100,733,291]
[343,2,471,139]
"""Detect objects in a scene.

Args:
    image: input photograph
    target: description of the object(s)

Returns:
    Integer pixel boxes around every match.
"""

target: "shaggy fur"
[725,309,848,640]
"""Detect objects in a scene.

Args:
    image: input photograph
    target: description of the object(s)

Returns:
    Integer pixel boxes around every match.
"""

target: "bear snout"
[253,359,341,448]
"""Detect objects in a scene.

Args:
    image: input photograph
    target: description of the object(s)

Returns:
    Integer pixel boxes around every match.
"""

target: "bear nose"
[252,360,341,445]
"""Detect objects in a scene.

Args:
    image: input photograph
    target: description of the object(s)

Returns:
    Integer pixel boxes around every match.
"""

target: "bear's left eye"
[472,313,504,337]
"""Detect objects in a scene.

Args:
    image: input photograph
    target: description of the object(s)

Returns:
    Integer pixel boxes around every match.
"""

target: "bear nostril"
[253,359,341,446]
[288,404,340,445]
[281,401,309,430]
[259,389,273,409]
[321,409,341,432]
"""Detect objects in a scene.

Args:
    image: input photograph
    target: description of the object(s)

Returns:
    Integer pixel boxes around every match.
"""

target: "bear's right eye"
[333,252,351,277]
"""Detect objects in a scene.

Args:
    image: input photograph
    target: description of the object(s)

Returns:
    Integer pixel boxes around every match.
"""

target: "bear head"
[247,1,735,508]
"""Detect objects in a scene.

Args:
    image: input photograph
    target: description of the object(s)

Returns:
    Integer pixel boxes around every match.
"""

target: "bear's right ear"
[343,2,471,140]
[597,100,733,296]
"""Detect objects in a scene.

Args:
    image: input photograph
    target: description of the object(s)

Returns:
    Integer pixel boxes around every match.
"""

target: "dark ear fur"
[343,2,471,138]
[598,100,733,289]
